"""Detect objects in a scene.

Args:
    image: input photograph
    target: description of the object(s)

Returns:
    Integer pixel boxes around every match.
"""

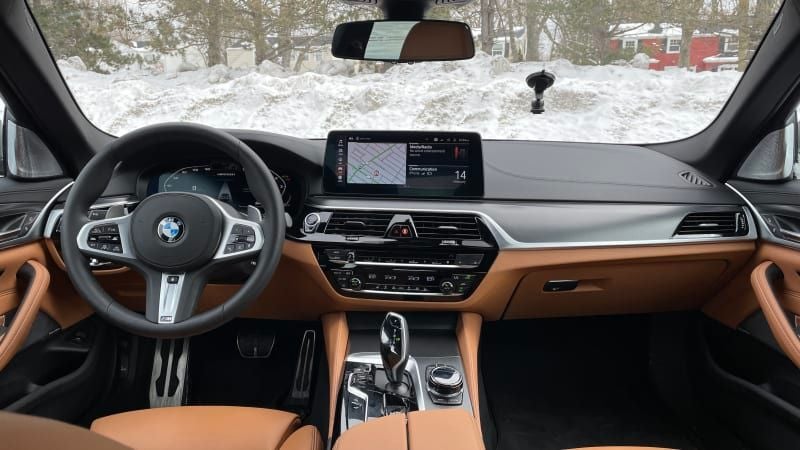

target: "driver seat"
[90,406,322,450]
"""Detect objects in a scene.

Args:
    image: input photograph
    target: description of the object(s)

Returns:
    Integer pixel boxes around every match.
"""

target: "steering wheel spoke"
[212,206,265,261]
[144,269,208,324]
[76,214,138,267]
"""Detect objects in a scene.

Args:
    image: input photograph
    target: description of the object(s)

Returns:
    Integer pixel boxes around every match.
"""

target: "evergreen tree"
[30,0,132,72]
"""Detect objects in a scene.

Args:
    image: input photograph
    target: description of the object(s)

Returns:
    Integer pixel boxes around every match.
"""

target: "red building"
[609,23,739,72]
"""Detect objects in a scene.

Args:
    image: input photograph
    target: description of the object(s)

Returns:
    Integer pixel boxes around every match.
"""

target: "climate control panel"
[315,247,494,301]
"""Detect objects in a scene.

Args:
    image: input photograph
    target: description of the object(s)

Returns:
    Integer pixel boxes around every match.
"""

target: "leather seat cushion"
[91,406,304,450]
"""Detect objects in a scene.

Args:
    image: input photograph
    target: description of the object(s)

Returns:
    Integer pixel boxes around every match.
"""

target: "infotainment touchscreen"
[323,131,483,197]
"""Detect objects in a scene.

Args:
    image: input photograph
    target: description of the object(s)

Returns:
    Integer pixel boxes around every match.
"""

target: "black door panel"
[0,318,114,421]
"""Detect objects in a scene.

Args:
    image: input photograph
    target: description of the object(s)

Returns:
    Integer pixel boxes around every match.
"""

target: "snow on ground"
[59,53,742,143]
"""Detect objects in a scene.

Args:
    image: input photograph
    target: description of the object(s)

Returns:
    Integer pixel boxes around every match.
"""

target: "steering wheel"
[60,123,285,338]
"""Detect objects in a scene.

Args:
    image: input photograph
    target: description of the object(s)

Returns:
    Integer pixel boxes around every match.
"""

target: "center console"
[338,313,473,435]
[298,130,497,302]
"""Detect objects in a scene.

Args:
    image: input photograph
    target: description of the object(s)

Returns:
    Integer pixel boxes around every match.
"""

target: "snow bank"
[59,52,742,143]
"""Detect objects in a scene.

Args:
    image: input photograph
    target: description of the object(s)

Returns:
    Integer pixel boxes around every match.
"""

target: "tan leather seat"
[0,411,130,450]
[91,406,322,450]
[334,409,484,450]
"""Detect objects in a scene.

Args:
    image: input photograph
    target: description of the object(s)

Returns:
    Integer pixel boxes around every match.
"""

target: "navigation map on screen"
[347,142,407,185]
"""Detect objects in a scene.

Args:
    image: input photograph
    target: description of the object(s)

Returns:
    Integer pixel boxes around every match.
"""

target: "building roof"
[611,23,738,40]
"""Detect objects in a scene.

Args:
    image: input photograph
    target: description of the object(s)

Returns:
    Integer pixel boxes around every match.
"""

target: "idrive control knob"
[427,365,463,399]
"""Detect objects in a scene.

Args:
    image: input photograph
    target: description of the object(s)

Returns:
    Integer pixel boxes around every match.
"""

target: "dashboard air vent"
[678,170,713,187]
[411,214,482,240]
[324,212,393,237]
[675,211,747,237]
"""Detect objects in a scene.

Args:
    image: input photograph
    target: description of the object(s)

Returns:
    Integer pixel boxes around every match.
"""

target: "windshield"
[29,0,782,143]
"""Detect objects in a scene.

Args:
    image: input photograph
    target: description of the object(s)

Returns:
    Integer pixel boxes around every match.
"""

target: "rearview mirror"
[331,20,474,63]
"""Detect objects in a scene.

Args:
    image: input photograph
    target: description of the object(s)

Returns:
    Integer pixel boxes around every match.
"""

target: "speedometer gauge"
[271,170,287,196]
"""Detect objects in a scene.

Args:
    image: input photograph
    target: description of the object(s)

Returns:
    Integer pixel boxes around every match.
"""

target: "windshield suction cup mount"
[526,70,556,114]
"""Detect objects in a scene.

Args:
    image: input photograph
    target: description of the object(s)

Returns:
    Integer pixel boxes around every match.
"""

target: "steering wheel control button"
[167,275,180,284]
[87,224,123,253]
[224,224,257,254]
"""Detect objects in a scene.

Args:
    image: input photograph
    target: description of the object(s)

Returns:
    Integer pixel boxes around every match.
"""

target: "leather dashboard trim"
[29,239,755,328]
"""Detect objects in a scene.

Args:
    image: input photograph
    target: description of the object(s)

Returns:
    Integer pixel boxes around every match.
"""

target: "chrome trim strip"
[725,182,800,250]
[725,182,772,238]
[158,273,186,324]
[331,261,479,270]
[307,203,757,250]
[341,288,461,297]
[346,373,369,424]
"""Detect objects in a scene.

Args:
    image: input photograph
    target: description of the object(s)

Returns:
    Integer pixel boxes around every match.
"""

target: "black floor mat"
[482,315,702,450]
[186,319,319,414]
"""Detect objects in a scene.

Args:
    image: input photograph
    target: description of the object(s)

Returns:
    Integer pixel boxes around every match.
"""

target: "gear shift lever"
[380,312,410,395]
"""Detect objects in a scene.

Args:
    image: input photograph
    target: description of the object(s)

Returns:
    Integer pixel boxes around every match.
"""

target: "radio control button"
[349,277,363,290]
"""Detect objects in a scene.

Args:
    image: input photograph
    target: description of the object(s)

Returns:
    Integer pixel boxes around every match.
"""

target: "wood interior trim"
[322,312,349,441]
[456,312,482,433]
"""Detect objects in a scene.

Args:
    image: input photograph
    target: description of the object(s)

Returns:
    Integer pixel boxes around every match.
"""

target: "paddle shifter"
[380,312,410,395]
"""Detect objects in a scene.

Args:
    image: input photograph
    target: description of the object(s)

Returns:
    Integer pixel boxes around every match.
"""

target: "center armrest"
[333,409,483,450]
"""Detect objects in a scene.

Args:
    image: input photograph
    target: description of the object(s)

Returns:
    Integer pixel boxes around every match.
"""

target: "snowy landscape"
[58,52,743,144]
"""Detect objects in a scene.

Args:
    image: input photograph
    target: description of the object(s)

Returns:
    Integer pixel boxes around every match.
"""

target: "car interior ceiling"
[0,0,800,450]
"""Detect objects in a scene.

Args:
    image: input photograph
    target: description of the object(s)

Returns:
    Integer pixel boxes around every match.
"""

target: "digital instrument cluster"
[146,162,294,212]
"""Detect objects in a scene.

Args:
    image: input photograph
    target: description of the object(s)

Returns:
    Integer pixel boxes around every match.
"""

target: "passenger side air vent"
[411,214,482,240]
[324,212,393,237]
[675,211,747,237]
[678,170,713,187]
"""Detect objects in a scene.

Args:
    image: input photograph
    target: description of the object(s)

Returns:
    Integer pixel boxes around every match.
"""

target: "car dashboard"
[41,129,758,321]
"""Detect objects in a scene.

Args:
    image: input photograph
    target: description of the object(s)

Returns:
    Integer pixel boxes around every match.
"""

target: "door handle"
[0,260,50,372]
[751,261,800,369]
[775,226,800,242]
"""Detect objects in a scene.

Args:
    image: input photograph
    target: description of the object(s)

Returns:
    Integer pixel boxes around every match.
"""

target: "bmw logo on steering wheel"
[157,216,185,243]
